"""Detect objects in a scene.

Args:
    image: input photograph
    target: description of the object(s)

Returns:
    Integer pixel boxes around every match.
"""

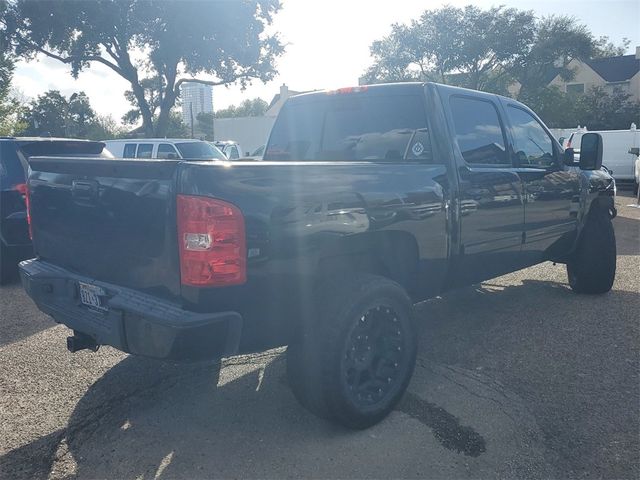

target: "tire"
[566,208,616,294]
[287,273,417,429]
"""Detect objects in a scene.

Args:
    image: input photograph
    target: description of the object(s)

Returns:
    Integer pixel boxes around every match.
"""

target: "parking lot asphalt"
[1,191,638,479]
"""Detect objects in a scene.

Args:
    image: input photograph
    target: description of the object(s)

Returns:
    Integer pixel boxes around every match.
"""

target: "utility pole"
[190,103,194,139]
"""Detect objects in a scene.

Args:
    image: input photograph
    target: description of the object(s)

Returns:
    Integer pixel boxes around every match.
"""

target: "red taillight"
[15,183,32,239]
[177,195,246,287]
[327,86,368,95]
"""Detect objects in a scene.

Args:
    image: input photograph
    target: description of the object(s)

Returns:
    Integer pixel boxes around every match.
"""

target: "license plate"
[79,282,108,311]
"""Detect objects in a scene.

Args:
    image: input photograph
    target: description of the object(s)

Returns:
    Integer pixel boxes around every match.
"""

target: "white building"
[213,84,308,153]
[181,82,214,126]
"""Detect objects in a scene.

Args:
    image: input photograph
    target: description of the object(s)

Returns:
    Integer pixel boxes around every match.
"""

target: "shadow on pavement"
[0,351,496,479]
[613,214,640,255]
[2,274,635,478]
[0,282,56,348]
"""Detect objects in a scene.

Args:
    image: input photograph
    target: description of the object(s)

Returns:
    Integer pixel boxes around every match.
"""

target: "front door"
[447,94,525,286]
[502,103,580,264]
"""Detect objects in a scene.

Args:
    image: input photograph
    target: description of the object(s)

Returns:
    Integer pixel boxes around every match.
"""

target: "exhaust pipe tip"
[67,332,99,353]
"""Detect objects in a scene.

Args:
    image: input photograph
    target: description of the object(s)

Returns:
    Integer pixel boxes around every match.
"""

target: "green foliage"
[518,86,582,128]
[364,5,537,91]
[3,0,284,137]
[523,86,640,130]
[593,36,632,59]
[364,6,594,97]
[196,112,214,141]
[575,87,640,130]
[164,111,188,138]
[215,98,269,118]
[0,1,23,136]
[513,16,594,97]
[18,89,122,139]
[121,76,166,125]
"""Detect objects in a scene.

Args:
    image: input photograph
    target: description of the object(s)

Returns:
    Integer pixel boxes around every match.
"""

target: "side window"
[506,106,555,168]
[136,143,153,159]
[228,145,240,160]
[157,143,179,159]
[123,143,137,158]
[449,96,508,166]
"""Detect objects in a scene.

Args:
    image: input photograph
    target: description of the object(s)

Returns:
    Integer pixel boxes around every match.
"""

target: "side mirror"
[579,133,603,170]
[563,148,576,166]
[629,147,640,156]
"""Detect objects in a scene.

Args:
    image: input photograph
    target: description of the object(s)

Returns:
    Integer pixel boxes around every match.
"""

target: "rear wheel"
[566,208,616,294]
[287,273,417,429]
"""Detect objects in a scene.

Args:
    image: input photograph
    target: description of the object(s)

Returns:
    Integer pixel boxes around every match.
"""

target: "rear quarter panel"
[178,161,450,351]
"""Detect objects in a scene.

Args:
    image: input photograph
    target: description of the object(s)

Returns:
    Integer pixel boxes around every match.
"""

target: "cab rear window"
[265,94,432,162]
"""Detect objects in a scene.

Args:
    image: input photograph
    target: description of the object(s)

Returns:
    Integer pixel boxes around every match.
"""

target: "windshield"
[175,142,226,160]
[264,94,431,162]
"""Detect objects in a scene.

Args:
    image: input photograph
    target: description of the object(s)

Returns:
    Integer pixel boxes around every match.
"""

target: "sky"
[13,0,640,123]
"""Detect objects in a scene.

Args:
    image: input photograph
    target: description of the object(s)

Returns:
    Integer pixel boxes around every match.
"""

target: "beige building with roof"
[548,46,640,101]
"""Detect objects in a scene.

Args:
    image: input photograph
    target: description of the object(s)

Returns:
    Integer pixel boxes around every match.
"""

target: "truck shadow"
[2,276,636,479]
[0,351,491,479]
[0,282,56,348]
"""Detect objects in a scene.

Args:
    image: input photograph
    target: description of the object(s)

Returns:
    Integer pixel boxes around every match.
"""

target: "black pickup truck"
[20,83,616,429]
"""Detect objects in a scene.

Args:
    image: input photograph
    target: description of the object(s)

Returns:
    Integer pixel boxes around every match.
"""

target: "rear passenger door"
[446,94,525,285]
[502,103,580,262]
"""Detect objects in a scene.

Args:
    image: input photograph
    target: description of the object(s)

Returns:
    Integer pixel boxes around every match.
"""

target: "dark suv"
[0,138,111,283]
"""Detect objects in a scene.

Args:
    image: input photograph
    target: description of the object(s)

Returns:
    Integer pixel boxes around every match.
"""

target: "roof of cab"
[288,81,518,105]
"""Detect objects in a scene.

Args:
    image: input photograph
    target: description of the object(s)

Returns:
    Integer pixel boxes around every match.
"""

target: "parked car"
[20,83,616,429]
[212,140,245,160]
[104,139,226,160]
[0,137,112,283]
[247,144,265,160]
[563,127,639,187]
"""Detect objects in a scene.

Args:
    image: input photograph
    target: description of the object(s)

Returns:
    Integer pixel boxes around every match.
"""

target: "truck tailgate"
[28,157,181,299]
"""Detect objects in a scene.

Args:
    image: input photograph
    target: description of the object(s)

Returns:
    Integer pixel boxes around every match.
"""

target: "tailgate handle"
[72,180,99,203]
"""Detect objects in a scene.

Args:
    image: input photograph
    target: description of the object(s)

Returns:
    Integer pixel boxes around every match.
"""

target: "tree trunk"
[118,54,155,138]
[153,66,178,137]
[130,81,155,137]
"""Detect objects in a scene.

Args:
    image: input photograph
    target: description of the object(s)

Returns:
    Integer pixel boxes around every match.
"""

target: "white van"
[103,139,226,161]
[563,127,640,185]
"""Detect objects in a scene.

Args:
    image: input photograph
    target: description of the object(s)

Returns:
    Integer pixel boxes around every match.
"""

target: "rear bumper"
[19,259,242,361]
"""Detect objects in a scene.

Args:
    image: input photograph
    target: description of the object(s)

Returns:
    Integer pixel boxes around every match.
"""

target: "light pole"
[190,102,194,139]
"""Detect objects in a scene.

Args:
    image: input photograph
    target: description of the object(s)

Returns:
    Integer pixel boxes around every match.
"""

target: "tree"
[215,98,269,118]
[517,86,580,128]
[19,90,70,137]
[593,36,631,58]
[196,112,214,141]
[86,115,124,140]
[3,0,284,137]
[575,87,640,130]
[363,7,594,97]
[18,89,123,138]
[68,92,97,138]
[0,0,24,135]
[363,5,537,92]
[512,15,594,97]
[121,76,165,126]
